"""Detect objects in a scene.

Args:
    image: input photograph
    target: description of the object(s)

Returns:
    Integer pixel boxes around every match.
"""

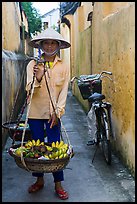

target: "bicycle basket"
[92,80,102,94]
[77,74,101,100]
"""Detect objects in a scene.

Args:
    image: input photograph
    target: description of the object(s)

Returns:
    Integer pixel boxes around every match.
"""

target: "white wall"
[41,8,60,30]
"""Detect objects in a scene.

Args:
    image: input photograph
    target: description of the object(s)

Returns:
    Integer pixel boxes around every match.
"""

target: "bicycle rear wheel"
[99,108,111,165]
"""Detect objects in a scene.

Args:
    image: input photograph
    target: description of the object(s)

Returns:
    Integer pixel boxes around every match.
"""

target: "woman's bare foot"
[55,181,68,199]
[28,177,44,193]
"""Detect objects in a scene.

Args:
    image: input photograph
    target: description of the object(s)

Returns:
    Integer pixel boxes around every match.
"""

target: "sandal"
[28,182,44,193]
[55,189,69,200]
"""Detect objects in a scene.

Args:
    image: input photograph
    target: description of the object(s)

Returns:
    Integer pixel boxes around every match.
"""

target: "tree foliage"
[21,2,42,35]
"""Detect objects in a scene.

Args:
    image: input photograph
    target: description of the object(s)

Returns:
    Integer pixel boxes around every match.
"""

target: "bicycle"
[71,71,114,165]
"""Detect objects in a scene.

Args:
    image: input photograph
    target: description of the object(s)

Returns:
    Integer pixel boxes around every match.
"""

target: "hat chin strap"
[43,48,60,57]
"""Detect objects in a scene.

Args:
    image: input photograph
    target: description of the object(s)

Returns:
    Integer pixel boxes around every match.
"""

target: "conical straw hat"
[29,28,71,49]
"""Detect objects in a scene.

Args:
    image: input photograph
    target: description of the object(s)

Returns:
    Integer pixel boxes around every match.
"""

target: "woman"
[26,28,71,199]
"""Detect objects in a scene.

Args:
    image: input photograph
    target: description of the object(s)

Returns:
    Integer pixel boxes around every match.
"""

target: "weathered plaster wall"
[2,51,27,149]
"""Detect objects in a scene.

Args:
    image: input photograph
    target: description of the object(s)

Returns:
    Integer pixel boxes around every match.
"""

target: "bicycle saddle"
[88,92,105,102]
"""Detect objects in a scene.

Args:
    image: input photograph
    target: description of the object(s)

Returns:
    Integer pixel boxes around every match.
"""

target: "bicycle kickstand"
[92,144,99,163]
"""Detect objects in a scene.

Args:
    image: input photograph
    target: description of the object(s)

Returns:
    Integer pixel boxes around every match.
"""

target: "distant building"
[41,8,60,31]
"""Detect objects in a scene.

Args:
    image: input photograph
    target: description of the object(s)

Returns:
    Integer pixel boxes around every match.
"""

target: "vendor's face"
[41,40,59,54]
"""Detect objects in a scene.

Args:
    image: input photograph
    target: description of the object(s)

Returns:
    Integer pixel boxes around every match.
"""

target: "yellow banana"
[52,142,56,148]
[32,140,36,146]
[63,153,68,158]
[55,141,59,148]
[25,141,32,147]
[61,144,68,149]
[65,144,69,148]
[61,148,67,154]
[36,139,40,146]
[25,145,31,149]
[59,154,64,159]
[46,146,53,151]
[25,143,28,148]
[58,140,64,148]
[58,149,62,156]
[40,142,44,146]
[48,154,53,159]
[56,151,60,157]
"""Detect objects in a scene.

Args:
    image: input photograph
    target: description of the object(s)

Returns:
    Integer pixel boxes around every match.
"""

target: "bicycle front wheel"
[99,108,111,165]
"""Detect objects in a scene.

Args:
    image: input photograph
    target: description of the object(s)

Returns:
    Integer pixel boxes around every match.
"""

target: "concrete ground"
[2,91,135,202]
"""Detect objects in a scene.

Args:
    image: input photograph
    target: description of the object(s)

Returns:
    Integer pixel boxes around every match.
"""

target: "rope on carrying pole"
[20,58,40,171]
[43,62,72,151]
[20,73,36,171]
[7,61,27,141]
[8,64,26,123]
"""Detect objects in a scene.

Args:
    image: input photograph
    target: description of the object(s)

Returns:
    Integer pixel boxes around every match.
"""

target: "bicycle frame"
[93,100,113,138]
[92,101,111,140]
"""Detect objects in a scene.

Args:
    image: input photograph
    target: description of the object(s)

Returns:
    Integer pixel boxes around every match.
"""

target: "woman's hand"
[48,113,58,128]
[33,64,45,82]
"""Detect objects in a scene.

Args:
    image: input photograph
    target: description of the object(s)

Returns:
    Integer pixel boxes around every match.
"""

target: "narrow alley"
[2,91,135,202]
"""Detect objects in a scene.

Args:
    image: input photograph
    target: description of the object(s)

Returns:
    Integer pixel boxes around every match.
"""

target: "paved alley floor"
[2,91,135,202]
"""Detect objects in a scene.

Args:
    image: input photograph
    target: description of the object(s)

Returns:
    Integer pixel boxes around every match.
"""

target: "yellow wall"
[92,2,135,175]
[61,2,135,176]
[60,23,71,77]
[2,2,30,54]
[2,2,21,51]
[102,2,130,18]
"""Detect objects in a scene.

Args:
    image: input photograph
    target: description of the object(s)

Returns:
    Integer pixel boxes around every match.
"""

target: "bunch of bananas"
[25,139,44,148]
[45,141,69,160]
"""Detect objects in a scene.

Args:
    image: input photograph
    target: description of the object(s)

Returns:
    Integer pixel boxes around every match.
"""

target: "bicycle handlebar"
[71,70,113,84]
[98,71,113,81]
[100,71,112,76]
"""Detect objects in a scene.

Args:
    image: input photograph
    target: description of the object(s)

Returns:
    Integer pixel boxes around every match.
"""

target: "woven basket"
[9,143,70,173]
[2,121,46,141]
[2,121,32,141]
